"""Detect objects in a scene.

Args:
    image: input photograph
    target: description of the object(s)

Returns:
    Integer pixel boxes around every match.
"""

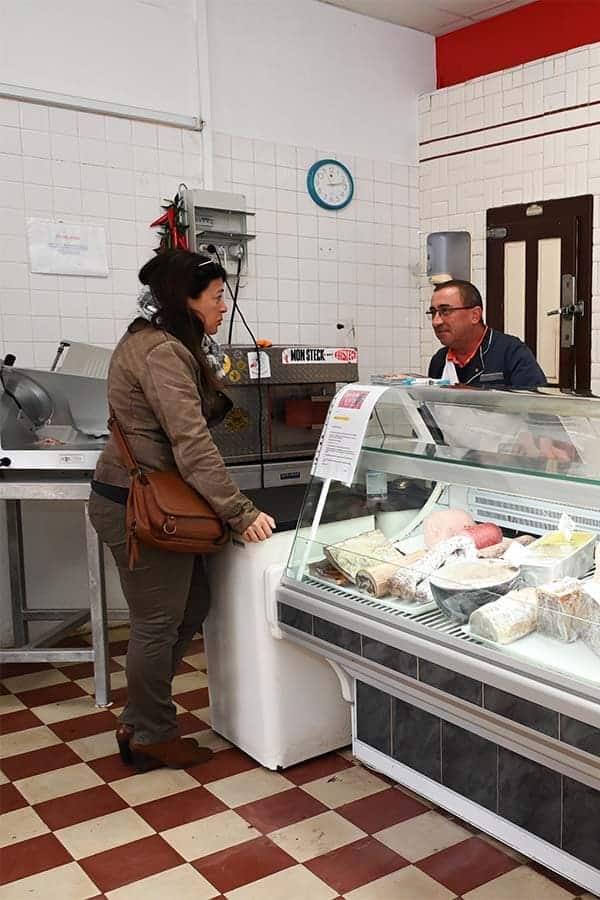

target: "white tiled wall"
[0,97,204,370]
[213,132,421,379]
[419,41,600,387]
[0,96,421,382]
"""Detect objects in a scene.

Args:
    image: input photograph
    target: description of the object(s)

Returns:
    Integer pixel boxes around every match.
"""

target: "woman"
[89,249,275,773]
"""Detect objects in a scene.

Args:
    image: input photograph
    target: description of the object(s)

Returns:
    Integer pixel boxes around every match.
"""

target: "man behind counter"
[427,279,546,388]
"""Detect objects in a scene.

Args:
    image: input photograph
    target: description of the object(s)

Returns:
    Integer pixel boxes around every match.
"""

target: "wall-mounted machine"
[183,189,255,275]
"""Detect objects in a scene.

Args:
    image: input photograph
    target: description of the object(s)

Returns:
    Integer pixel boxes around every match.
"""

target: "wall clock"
[306,159,354,211]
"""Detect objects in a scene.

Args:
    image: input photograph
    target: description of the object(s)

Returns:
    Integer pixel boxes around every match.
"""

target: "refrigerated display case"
[276,383,600,896]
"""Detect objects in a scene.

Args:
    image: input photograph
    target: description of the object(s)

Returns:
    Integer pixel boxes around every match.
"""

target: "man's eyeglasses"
[426,304,476,319]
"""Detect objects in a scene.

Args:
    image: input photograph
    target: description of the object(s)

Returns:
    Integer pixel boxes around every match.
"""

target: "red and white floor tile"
[1,627,597,899]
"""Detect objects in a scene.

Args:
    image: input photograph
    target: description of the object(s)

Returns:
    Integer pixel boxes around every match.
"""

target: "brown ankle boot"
[130,737,213,773]
[116,724,135,764]
[116,725,200,766]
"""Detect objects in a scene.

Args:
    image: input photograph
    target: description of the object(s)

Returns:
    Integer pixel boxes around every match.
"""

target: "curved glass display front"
[285,385,600,694]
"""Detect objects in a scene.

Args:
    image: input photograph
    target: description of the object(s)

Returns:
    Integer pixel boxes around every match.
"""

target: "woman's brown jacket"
[94,323,258,533]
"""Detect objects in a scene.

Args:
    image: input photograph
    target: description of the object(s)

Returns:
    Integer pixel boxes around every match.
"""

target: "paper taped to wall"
[27,219,109,277]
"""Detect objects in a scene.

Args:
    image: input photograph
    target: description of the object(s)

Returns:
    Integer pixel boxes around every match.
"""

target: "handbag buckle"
[163,516,177,535]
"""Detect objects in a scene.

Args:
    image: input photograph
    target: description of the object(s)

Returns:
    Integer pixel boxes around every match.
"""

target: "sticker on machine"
[247,350,271,379]
[282,347,358,364]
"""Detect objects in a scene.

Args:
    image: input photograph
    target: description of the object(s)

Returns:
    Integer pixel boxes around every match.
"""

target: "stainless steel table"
[0,476,111,707]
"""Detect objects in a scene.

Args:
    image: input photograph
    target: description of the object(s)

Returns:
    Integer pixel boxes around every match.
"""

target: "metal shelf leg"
[84,501,111,707]
[6,500,28,646]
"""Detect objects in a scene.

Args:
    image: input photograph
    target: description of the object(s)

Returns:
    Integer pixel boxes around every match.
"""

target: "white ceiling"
[317,0,534,36]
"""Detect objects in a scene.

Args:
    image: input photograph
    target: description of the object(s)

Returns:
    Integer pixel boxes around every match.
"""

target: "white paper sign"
[27,219,109,277]
[312,384,387,486]
[247,350,271,380]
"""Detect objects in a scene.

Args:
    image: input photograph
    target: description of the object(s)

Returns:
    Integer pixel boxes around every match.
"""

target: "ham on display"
[423,509,474,548]
[460,523,503,550]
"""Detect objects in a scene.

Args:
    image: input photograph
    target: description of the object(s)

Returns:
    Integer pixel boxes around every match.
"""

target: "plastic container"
[519,531,596,587]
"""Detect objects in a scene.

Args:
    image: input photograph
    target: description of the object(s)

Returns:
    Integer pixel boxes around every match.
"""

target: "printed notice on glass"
[312,384,387,486]
[27,219,109,277]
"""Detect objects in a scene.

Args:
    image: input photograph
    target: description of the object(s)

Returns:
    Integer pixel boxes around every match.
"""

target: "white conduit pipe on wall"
[195,0,214,189]
[0,83,203,131]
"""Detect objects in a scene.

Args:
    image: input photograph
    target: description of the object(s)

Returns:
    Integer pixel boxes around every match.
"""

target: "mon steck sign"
[282,347,358,364]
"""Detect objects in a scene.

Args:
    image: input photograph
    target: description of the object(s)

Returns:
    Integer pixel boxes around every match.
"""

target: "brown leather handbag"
[108,410,229,569]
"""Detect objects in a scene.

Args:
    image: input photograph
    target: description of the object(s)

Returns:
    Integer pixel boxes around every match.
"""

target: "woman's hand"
[241,511,276,542]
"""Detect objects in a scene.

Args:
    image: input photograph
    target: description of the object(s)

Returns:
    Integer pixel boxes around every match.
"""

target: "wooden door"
[486,196,592,392]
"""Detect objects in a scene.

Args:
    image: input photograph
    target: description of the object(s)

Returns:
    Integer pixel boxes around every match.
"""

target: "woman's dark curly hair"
[132,248,227,396]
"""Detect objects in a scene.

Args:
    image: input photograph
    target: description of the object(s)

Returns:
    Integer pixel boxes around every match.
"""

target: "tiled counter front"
[277,601,600,894]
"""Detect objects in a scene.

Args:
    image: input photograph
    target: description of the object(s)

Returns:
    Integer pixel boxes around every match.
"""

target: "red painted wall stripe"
[436,0,600,89]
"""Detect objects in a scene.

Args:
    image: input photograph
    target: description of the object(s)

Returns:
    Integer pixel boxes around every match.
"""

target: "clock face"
[307,159,354,210]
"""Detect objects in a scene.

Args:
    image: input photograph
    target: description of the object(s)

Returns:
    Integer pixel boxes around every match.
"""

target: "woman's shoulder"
[116,321,196,366]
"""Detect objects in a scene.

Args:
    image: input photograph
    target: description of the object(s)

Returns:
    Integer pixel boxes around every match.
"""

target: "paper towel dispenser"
[426,231,471,284]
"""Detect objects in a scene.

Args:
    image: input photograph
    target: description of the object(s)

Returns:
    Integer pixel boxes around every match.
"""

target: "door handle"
[556,275,583,348]
[546,302,584,318]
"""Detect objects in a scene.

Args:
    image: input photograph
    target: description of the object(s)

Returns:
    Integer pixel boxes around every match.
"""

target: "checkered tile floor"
[1,627,597,900]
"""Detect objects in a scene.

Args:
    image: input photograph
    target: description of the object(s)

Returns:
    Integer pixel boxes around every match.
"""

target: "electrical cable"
[227,254,243,345]
[207,245,266,490]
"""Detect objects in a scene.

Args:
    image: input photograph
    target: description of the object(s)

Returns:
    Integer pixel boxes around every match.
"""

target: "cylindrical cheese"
[469,592,537,644]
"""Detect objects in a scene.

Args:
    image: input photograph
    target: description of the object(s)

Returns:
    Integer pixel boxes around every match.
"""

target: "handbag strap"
[108,407,144,479]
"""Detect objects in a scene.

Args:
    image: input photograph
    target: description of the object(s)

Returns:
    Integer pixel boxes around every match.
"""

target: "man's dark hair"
[434,279,483,308]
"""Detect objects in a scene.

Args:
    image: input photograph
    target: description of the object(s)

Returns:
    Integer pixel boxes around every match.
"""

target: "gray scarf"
[137,288,226,378]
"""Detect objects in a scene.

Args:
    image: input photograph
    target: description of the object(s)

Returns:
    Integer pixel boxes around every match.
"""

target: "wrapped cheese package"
[594,543,600,582]
[325,530,404,583]
[388,534,476,603]
[536,577,582,643]
[469,588,537,644]
[579,581,600,657]
[423,509,474,549]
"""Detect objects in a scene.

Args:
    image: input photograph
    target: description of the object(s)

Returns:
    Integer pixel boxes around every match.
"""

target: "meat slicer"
[0,355,108,472]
